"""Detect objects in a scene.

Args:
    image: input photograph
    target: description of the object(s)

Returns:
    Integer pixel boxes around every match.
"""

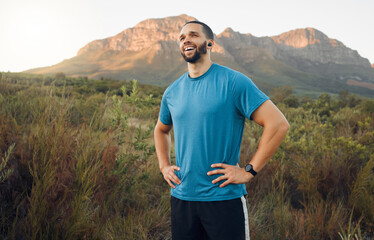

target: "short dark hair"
[184,21,214,40]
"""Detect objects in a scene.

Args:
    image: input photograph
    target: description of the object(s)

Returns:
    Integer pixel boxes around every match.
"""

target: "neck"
[187,55,213,78]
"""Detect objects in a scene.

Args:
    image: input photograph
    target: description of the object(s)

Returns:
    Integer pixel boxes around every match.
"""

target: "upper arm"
[155,118,173,134]
[231,72,269,120]
[251,100,289,127]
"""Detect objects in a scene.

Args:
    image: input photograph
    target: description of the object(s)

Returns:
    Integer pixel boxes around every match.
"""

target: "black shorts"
[170,196,250,240]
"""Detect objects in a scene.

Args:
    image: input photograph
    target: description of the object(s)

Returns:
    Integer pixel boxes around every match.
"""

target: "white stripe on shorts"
[241,196,250,240]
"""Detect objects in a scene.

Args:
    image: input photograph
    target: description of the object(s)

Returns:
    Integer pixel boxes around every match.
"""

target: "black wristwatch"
[244,164,257,177]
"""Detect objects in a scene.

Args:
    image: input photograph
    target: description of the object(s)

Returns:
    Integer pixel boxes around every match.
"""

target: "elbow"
[154,122,172,135]
[154,125,162,139]
[153,125,158,136]
[153,125,158,135]
[280,119,290,134]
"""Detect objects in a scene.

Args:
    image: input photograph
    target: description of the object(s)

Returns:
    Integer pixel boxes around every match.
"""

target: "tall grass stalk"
[0,143,15,183]
[338,208,363,240]
[1,73,373,239]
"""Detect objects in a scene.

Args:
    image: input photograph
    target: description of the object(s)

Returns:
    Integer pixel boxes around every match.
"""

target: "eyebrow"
[179,31,199,39]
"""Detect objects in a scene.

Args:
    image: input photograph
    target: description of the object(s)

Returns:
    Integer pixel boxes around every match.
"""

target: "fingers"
[170,166,181,185]
[169,173,181,186]
[162,165,181,188]
[171,165,180,171]
[219,179,231,188]
[208,163,241,188]
[207,163,230,176]
[211,175,227,184]
[207,169,225,176]
[166,179,176,188]
[211,163,228,168]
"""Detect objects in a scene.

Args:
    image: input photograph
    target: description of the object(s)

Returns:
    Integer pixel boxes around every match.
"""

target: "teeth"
[185,47,195,51]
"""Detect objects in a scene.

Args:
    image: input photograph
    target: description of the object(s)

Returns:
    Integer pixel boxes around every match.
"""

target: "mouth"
[184,46,196,52]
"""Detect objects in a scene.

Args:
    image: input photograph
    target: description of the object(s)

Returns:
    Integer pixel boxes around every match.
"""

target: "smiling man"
[154,21,290,240]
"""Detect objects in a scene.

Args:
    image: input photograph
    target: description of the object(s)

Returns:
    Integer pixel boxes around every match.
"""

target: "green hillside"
[238,58,374,98]
[1,72,373,239]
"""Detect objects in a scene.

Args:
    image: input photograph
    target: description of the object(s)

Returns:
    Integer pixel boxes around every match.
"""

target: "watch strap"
[245,164,257,176]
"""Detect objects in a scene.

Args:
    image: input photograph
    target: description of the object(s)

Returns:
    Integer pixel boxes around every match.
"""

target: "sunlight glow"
[0,0,373,72]
[16,15,49,48]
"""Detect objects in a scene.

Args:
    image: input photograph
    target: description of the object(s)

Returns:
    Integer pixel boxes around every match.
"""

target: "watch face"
[245,164,252,172]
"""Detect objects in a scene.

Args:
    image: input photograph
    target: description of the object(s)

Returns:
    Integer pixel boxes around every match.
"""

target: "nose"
[180,39,192,48]
[182,35,193,45]
[184,35,192,42]
[183,40,192,46]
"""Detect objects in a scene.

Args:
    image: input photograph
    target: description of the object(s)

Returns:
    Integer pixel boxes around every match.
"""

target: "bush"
[0,72,373,239]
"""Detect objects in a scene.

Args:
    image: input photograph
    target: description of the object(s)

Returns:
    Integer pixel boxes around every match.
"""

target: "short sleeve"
[159,93,172,125]
[232,72,269,120]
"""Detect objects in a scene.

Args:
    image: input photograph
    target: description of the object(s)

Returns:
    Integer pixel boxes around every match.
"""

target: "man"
[154,20,289,240]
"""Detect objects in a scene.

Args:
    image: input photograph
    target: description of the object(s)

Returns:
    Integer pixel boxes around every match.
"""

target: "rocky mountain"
[218,27,370,67]
[26,14,374,97]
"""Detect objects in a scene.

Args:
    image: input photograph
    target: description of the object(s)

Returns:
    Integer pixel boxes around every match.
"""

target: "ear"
[207,40,214,48]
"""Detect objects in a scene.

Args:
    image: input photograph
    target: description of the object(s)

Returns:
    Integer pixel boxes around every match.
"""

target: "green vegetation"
[244,58,374,99]
[0,72,373,239]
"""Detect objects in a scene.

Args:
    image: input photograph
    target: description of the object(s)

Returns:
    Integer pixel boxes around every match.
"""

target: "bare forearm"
[207,120,289,187]
[154,128,172,171]
[154,121,180,188]
[207,100,289,186]
[250,120,289,172]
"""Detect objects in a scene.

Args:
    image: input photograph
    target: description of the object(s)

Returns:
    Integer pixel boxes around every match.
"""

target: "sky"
[0,0,373,72]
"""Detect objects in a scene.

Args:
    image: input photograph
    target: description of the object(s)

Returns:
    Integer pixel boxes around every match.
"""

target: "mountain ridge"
[26,14,374,97]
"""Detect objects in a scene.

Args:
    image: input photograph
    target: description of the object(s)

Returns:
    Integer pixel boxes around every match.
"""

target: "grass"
[0,72,373,239]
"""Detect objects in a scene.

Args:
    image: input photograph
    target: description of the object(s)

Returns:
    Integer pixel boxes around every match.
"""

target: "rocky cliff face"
[270,28,370,67]
[217,27,371,69]
[75,15,372,72]
[26,14,374,97]
[217,28,275,63]
[78,15,195,55]
[77,14,231,60]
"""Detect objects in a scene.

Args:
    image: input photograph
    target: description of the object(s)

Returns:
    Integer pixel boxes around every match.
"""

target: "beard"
[181,41,207,63]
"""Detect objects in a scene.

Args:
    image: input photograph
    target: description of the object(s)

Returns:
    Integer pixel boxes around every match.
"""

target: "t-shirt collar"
[187,63,217,81]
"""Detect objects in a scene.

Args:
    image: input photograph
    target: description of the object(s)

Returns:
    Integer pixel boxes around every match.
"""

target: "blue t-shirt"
[159,63,269,201]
